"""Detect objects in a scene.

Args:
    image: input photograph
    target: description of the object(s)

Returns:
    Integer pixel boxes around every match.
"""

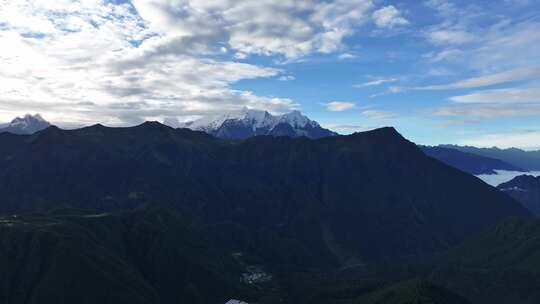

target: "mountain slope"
[0,114,50,135]
[0,208,248,304]
[181,109,336,139]
[430,218,540,304]
[421,146,526,175]
[441,145,540,171]
[0,123,530,267]
[498,175,540,215]
[355,279,471,304]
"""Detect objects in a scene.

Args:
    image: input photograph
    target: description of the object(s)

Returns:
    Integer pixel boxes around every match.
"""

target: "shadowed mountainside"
[499,175,540,215]
[0,123,530,267]
[430,218,540,304]
[0,208,248,304]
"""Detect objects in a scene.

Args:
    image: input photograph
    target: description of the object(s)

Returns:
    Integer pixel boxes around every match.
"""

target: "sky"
[0,0,539,149]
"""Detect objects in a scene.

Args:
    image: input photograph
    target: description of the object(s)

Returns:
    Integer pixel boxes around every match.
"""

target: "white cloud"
[423,0,478,45]
[423,1,540,72]
[323,123,375,134]
[416,66,540,90]
[362,109,397,119]
[354,78,397,87]
[388,86,402,93]
[427,30,475,45]
[434,83,540,119]
[0,0,385,126]
[372,5,409,29]
[434,103,540,118]
[325,101,357,111]
[450,87,540,103]
[423,48,463,62]
[132,0,375,59]
[338,53,357,60]
[462,131,540,150]
[278,75,296,81]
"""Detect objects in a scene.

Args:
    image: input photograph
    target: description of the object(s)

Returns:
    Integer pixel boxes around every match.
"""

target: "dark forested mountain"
[0,123,537,303]
[498,175,540,215]
[0,208,249,304]
[420,146,525,175]
[441,145,540,171]
[430,218,540,304]
[0,123,530,267]
[355,279,471,304]
[0,114,50,135]
[180,108,336,139]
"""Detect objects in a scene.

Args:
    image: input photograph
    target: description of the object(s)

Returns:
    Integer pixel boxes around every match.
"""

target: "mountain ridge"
[0,122,530,267]
[180,108,337,139]
[498,175,540,215]
[0,114,50,135]
[441,145,540,171]
[421,145,526,175]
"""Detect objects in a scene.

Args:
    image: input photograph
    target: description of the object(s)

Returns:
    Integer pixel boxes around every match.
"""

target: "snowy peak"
[181,109,335,140]
[235,108,276,130]
[0,114,51,135]
[278,110,319,128]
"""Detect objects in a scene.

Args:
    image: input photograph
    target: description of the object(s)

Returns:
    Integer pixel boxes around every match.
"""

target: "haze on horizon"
[0,0,539,149]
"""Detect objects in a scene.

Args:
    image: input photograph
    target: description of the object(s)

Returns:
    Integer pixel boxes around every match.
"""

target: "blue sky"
[0,0,539,148]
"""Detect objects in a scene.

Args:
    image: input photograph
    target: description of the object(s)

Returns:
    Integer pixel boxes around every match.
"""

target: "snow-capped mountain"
[181,108,337,139]
[0,114,51,135]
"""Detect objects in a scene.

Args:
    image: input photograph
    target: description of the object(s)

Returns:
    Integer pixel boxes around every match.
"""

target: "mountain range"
[0,208,250,304]
[430,217,540,304]
[1,115,540,303]
[420,145,525,175]
[498,175,540,216]
[441,145,540,171]
[0,114,50,135]
[0,122,529,260]
[2,112,532,179]
[1,112,535,180]
[180,108,336,139]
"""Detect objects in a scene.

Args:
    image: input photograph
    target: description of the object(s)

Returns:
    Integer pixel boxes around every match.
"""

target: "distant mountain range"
[1,112,538,183]
[498,175,540,216]
[180,108,336,139]
[0,114,50,135]
[441,145,540,171]
[420,146,526,175]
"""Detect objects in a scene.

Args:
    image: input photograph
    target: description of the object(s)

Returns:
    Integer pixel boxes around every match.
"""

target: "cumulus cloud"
[338,53,357,60]
[325,101,357,111]
[0,0,383,126]
[372,5,409,29]
[278,75,296,81]
[132,0,375,59]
